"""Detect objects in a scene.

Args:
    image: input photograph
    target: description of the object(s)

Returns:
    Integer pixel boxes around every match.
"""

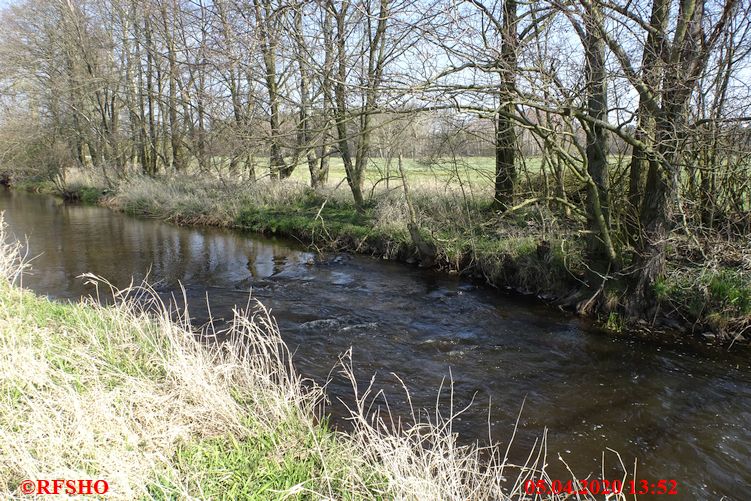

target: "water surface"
[2,189,749,500]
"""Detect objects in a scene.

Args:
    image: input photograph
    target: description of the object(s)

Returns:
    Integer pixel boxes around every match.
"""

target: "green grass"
[74,185,107,204]
[12,176,57,194]
[10,173,106,204]
[155,416,386,500]
[236,203,375,241]
[657,268,751,321]
[0,215,380,498]
[708,270,751,314]
[285,156,502,187]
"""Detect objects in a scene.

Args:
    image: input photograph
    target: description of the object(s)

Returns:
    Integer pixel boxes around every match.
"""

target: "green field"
[285,156,548,189]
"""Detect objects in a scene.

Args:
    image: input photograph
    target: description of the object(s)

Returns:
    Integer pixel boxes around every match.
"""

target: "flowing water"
[2,188,749,500]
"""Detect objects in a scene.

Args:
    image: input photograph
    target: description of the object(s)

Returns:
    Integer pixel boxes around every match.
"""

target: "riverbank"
[2,217,583,500]
[11,172,751,345]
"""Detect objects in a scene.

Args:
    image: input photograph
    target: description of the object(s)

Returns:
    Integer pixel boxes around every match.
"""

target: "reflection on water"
[2,189,750,500]
[1,193,310,297]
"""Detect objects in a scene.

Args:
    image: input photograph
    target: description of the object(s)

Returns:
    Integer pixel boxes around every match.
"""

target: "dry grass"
[100,174,243,226]
[61,168,110,191]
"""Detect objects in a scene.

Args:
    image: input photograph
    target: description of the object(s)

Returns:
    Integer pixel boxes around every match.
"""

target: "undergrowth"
[656,267,751,333]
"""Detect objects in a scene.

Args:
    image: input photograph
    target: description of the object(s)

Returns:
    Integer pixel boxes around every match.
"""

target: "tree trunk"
[630,0,711,314]
[254,0,292,180]
[583,1,614,265]
[397,152,436,266]
[627,0,669,244]
[493,0,517,211]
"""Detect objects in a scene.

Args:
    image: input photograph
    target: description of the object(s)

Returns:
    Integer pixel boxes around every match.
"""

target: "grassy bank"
[8,167,751,344]
[1,217,608,500]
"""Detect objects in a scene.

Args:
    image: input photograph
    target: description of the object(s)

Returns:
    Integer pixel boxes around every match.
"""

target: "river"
[1,188,749,500]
